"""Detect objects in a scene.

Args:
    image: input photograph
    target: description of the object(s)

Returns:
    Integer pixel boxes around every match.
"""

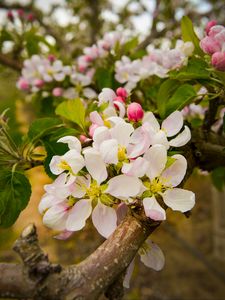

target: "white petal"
[122,157,149,178]
[152,130,169,149]
[162,188,195,212]
[54,230,73,240]
[39,194,63,214]
[92,201,117,238]
[161,111,183,137]
[66,199,92,231]
[143,196,166,221]
[144,144,167,180]
[98,88,116,105]
[93,126,111,149]
[58,136,81,152]
[169,126,191,147]
[123,259,135,289]
[110,122,134,147]
[116,203,128,225]
[143,112,160,133]
[49,155,63,175]
[83,148,108,184]
[99,139,118,164]
[161,154,187,187]
[127,126,151,158]
[72,175,90,198]
[113,101,126,118]
[43,203,68,230]
[106,175,142,199]
[63,150,85,174]
[140,240,165,271]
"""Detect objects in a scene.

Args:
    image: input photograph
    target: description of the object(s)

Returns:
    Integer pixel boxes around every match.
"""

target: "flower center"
[67,195,76,207]
[118,146,127,161]
[58,160,73,173]
[86,182,101,200]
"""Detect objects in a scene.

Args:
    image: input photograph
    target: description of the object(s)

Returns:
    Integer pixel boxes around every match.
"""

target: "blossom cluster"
[115,40,194,91]
[17,54,96,99]
[200,21,225,71]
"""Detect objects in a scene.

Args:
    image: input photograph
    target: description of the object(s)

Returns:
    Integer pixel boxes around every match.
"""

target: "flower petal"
[169,126,191,147]
[66,199,92,231]
[110,122,134,147]
[140,240,165,271]
[161,111,183,137]
[43,203,68,230]
[161,154,187,187]
[116,203,128,225]
[152,130,169,149]
[143,196,166,221]
[162,188,195,212]
[106,175,142,199]
[92,201,117,238]
[122,157,149,178]
[93,126,111,148]
[83,148,108,184]
[57,136,81,152]
[98,88,116,105]
[99,139,118,164]
[123,259,135,289]
[144,144,167,180]
[49,155,63,175]
[143,112,160,133]
[72,175,91,198]
[54,230,73,240]
[63,150,85,174]
[90,111,104,126]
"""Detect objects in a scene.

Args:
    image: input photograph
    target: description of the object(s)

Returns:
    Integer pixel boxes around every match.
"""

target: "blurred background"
[0,1,225,299]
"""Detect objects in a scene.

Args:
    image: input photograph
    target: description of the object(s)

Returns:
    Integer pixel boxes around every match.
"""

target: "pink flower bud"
[79,134,88,143]
[17,9,24,18]
[52,87,63,97]
[48,54,56,63]
[206,20,217,35]
[211,52,225,71]
[7,11,14,22]
[116,87,128,99]
[114,96,125,103]
[127,102,144,122]
[27,13,35,22]
[17,78,29,91]
[78,65,86,73]
[89,124,99,138]
[84,55,93,63]
[34,79,44,88]
[200,36,221,54]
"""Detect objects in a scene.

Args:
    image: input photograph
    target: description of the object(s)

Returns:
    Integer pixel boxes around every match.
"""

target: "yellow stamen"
[118,146,127,162]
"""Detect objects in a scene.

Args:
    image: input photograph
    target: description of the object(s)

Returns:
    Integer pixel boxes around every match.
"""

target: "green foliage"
[27,117,64,142]
[123,37,139,54]
[181,16,204,56]
[164,84,196,117]
[211,167,225,191]
[95,68,113,90]
[55,99,86,131]
[0,171,31,228]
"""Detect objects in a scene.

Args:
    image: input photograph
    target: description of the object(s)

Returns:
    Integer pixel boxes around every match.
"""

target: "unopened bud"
[206,20,217,35]
[211,52,225,71]
[127,102,144,122]
[52,87,63,97]
[116,87,128,99]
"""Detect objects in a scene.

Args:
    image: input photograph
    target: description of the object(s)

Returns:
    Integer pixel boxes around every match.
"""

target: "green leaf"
[223,114,225,133]
[95,68,113,90]
[211,167,225,191]
[55,99,86,130]
[123,37,139,53]
[0,171,31,228]
[170,58,210,80]
[157,79,180,117]
[28,117,63,142]
[165,84,196,116]
[181,16,204,56]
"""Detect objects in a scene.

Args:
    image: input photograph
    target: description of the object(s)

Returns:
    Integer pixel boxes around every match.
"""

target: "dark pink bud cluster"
[7,11,14,22]
[200,21,225,72]
[127,102,144,122]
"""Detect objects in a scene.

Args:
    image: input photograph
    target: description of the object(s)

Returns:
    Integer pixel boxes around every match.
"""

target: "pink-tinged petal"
[90,111,104,126]
[49,155,63,175]
[107,116,125,125]
[43,203,68,230]
[63,150,85,174]
[162,188,195,212]
[72,175,90,198]
[140,240,165,271]
[143,197,166,221]
[39,194,63,214]
[54,230,73,240]
[161,154,187,187]
[57,136,81,152]
[93,126,111,148]
[144,144,167,180]
[83,148,108,184]
[114,100,126,118]
[92,201,117,238]
[127,126,151,158]
[116,203,128,225]
[106,175,142,199]
[143,112,160,133]
[161,111,183,137]
[66,199,92,231]
[122,157,149,178]
[152,130,169,149]
[123,259,135,288]
[99,139,118,164]
[98,88,116,105]
[110,122,134,147]
[169,126,191,147]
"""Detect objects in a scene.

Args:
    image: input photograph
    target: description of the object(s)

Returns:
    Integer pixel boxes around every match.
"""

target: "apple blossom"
[127,102,144,122]
[211,52,225,71]
[206,20,217,35]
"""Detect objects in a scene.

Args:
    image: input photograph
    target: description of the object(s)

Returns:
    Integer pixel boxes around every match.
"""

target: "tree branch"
[0,53,22,71]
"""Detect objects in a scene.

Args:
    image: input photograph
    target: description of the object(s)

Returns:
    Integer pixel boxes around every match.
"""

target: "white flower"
[143,110,191,149]
[142,144,195,221]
